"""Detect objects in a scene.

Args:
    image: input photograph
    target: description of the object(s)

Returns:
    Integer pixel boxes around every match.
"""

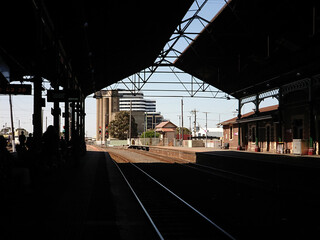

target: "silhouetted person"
[41,125,60,168]
[26,133,34,152]
[0,136,13,229]
[0,136,12,189]
[19,131,26,148]
[24,133,37,176]
[59,136,67,162]
[70,131,81,167]
[16,131,27,164]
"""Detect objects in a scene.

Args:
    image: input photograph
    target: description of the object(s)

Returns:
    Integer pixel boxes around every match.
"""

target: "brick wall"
[223,124,239,150]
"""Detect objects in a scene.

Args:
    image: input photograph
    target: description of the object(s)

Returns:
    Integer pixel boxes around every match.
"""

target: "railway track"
[119,148,275,191]
[93,146,320,239]
[108,151,236,240]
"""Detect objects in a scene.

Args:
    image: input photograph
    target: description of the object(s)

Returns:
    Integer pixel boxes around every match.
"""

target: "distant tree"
[140,130,160,138]
[109,111,137,140]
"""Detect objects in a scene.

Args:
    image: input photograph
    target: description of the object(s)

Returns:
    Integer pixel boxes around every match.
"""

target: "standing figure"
[70,131,81,167]
[41,125,60,168]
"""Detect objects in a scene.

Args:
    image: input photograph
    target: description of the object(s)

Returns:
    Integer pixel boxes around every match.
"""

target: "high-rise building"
[117,90,156,112]
[94,90,119,141]
[146,112,165,130]
[95,89,162,140]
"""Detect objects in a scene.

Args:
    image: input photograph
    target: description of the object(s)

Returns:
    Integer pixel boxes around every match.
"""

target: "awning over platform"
[220,105,278,125]
[0,0,193,96]
[175,0,320,99]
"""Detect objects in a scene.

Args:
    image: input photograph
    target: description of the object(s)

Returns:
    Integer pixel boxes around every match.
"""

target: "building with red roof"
[155,121,177,146]
[220,105,280,152]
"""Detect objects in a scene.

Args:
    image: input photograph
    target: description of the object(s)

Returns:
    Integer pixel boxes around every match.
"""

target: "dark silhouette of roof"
[0,0,193,96]
[175,0,320,99]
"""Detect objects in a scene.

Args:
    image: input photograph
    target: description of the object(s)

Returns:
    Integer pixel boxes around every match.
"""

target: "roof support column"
[255,121,260,152]
[237,99,242,150]
[102,97,107,144]
[53,85,60,134]
[255,94,260,114]
[81,99,85,141]
[33,76,43,148]
[278,88,283,143]
[64,78,70,142]
[99,97,103,141]
[308,79,315,155]
[79,98,86,155]
[78,100,83,138]
[96,97,101,141]
[64,101,70,141]
[76,101,80,135]
[71,102,76,139]
[254,94,260,152]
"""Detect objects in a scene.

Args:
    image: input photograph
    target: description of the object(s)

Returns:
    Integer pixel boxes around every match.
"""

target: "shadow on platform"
[2,150,120,240]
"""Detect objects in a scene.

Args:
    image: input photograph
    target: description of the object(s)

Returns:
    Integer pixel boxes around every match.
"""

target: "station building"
[220,76,320,155]
[220,105,279,152]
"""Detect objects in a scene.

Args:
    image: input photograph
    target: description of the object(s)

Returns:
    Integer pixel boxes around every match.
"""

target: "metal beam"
[115,0,223,98]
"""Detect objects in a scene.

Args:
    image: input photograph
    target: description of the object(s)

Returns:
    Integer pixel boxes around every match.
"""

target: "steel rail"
[108,150,236,239]
[127,159,236,240]
[109,154,164,240]
[188,162,269,184]
[176,162,275,191]
[124,148,273,189]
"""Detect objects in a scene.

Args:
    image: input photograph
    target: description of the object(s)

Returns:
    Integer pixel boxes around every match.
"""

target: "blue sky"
[0,1,278,137]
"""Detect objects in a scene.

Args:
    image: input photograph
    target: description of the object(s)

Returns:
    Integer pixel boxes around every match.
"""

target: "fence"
[131,138,222,148]
[94,138,222,148]
[131,138,181,146]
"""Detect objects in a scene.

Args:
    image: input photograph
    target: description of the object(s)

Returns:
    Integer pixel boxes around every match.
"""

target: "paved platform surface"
[150,146,320,168]
[2,145,155,240]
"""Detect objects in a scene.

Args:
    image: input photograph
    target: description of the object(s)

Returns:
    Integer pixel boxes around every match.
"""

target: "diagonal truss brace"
[112,0,225,98]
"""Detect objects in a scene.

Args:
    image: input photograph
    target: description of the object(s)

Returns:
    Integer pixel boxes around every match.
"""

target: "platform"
[2,145,155,240]
[148,146,320,168]
[4,144,320,239]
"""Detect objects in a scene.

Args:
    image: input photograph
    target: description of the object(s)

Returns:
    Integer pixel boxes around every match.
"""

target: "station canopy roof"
[0,0,193,96]
[174,0,320,99]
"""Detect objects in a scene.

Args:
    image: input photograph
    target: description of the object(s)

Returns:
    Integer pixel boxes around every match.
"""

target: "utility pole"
[153,115,157,145]
[144,113,146,145]
[181,98,184,146]
[129,99,132,145]
[191,109,198,138]
[204,112,208,147]
[9,93,15,152]
[33,76,43,149]
[188,116,191,140]
[177,115,181,144]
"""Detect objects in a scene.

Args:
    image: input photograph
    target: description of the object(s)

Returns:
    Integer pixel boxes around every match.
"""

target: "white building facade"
[118,90,156,112]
